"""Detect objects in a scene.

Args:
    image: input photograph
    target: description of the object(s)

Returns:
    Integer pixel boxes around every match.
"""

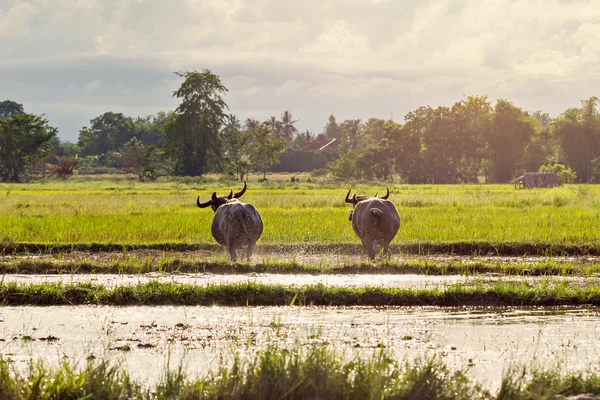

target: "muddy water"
[1,273,598,288]
[1,305,600,391]
[4,249,600,266]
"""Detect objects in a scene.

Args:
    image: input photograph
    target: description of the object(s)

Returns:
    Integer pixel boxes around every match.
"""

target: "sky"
[1,0,599,143]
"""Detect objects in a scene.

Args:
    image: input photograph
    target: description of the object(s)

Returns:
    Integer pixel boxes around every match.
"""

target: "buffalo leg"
[381,243,391,259]
[362,240,375,260]
[245,243,254,262]
[226,239,238,262]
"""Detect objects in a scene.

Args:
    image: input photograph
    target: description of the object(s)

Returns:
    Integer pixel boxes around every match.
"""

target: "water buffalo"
[345,188,400,260]
[197,182,263,261]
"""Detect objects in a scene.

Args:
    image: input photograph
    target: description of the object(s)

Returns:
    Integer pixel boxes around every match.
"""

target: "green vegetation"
[1,280,600,306]
[2,183,600,252]
[2,343,600,399]
[5,75,600,184]
[2,253,600,276]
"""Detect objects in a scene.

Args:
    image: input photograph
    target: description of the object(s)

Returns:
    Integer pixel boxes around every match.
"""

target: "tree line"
[1,69,598,183]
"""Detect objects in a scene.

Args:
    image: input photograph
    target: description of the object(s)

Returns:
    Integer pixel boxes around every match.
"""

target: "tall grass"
[0,280,599,306]
[2,184,600,249]
[1,343,600,399]
[2,254,600,276]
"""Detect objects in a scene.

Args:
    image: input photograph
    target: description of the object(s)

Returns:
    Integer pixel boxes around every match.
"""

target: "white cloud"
[84,79,103,91]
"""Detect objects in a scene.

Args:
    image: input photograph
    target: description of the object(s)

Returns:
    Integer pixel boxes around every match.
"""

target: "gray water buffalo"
[197,182,263,261]
[345,188,400,260]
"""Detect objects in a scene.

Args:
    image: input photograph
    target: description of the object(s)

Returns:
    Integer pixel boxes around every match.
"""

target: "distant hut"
[510,172,559,189]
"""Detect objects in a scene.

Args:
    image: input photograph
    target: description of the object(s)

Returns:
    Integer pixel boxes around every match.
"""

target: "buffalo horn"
[379,188,390,200]
[197,196,212,208]
[233,181,247,199]
[227,189,233,199]
[344,189,354,204]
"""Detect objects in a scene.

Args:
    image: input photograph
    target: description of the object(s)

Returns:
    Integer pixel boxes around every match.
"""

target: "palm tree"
[267,116,283,139]
[279,110,298,142]
[244,118,260,133]
[224,114,241,131]
[341,119,362,150]
[294,130,315,148]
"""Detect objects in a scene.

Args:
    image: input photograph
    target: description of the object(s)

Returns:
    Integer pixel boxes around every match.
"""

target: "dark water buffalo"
[197,182,263,261]
[345,188,400,259]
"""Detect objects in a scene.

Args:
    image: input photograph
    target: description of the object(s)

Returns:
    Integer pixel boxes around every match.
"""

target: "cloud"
[84,79,103,91]
[1,0,599,141]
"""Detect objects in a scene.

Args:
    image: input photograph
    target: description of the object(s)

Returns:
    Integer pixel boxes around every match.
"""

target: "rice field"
[2,179,600,398]
[1,181,600,248]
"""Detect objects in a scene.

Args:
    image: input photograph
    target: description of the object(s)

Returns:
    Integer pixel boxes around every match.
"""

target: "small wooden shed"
[510,172,559,189]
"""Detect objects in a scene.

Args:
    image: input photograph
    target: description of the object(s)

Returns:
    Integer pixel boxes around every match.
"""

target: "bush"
[53,157,78,179]
[538,164,577,185]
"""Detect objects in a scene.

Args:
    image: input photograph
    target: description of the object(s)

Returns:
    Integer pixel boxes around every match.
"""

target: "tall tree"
[221,114,251,181]
[451,95,493,183]
[0,100,24,119]
[340,119,362,151]
[251,123,285,180]
[164,70,228,176]
[553,96,600,182]
[279,110,298,142]
[323,115,342,140]
[486,100,537,182]
[77,112,136,156]
[267,116,283,140]
[0,113,57,182]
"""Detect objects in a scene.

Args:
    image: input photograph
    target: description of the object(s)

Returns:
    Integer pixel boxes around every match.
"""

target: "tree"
[250,123,285,180]
[553,97,600,183]
[323,115,342,140]
[340,119,362,151]
[279,110,298,142]
[362,118,386,145]
[0,113,57,182]
[122,137,162,181]
[133,112,171,147]
[486,99,537,182]
[0,100,24,119]
[267,116,282,140]
[77,112,136,156]
[292,130,315,148]
[164,70,228,176]
[539,163,577,184]
[384,119,422,183]
[221,114,251,180]
[244,118,260,133]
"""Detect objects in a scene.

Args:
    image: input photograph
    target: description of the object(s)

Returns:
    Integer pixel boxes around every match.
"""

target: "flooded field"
[3,248,600,393]
[2,305,600,391]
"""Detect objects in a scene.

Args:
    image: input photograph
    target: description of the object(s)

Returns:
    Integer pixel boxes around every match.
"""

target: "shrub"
[53,157,78,179]
[539,163,577,185]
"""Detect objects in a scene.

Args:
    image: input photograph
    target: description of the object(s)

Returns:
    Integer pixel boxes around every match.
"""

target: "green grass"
[2,343,600,399]
[2,183,600,253]
[2,254,600,276]
[0,280,599,306]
